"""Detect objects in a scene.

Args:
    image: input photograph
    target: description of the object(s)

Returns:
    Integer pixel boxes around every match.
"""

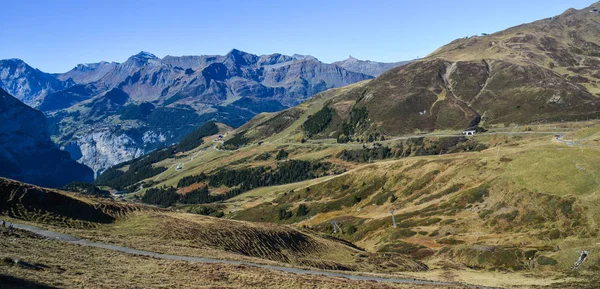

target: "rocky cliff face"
[0,59,73,106]
[0,88,93,187]
[62,128,145,176]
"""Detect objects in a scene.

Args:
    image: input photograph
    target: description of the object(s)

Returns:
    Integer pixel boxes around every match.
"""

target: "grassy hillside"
[1,226,432,289]
[0,177,144,228]
[81,117,600,287]
[233,134,600,270]
[0,177,426,274]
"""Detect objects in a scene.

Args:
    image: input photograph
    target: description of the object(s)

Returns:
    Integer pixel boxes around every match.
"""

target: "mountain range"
[0,51,408,176]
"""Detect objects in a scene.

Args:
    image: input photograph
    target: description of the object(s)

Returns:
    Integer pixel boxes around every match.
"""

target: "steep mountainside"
[333,56,412,76]
[0,59,73,106]
[0,88,93,187]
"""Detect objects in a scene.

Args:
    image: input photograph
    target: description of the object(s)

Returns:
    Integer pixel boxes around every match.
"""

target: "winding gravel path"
[3,220,496,288]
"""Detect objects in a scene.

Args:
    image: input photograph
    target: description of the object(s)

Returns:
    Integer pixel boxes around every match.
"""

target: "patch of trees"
[118,102,155,121]
[278,208,293,220]
[180,185,216,204]
[179,160,333,199]
[208,166,267,192]
[296,204,309,217]
[189,205,224,218]
[341,106,369,136]
[302,106,333,137]
[141,160,334,208]
[141,187,180,207]
[275,149,289,160]
[337,137,488,163]
[209,160,332,190]
[337,144,392,162]
[141,184,247,207]
[337,133,384,144]
[420,137,488,155]
[95,148,171,191]
[222,132,248,150]
[272,160,331,184]
[61,181,110,197]
[335,106,371,143]
[177,173,207,188]
[175,121,218,152]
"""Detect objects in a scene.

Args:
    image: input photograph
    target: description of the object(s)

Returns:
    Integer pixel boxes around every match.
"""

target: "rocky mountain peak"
[292,54,318,61]
[124,51,160,67]
[2,49,397,174]
[224,49,259,66]
[132,51,158,60]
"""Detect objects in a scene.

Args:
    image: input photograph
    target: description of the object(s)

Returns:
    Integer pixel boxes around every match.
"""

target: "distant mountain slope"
[57,61,119,84]
[37,50,379,174]
[0,88,93,187]
[37,84,98,111]
[0,59,73,106]
[332,56,412,76]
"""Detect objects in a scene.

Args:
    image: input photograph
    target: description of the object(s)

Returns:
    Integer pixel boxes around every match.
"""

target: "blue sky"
[0,0,594,72]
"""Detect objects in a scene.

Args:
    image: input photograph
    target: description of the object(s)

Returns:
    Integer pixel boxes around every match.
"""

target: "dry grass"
[217,126,600,287]
[0,227,447,289]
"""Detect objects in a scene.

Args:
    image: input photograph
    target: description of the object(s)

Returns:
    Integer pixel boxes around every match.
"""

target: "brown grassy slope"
[341,2,600,134]
[0,177,425,273]
[0,227,445,289]
[232,132,600,275]
[0,177,146,228]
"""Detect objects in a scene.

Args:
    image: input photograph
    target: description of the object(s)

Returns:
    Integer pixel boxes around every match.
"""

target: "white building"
[462,130,476,136]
